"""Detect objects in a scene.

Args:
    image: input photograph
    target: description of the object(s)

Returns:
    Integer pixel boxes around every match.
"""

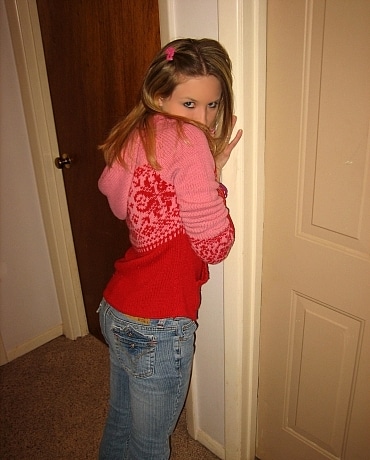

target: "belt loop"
[157,319,166,328]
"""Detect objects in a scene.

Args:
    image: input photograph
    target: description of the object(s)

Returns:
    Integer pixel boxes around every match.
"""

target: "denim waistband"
[99,298,193,332]
[123,314,172,328]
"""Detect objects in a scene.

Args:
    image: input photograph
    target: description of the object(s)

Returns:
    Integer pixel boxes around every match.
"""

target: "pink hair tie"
[165,46,175,61]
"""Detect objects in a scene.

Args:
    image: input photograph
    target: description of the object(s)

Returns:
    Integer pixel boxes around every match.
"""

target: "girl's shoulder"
[154,114,209,149]
[153,115,214,174]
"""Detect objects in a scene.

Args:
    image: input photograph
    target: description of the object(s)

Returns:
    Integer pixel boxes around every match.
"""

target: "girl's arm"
[167,124,235,264]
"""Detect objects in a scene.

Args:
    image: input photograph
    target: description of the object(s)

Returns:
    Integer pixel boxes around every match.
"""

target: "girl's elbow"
[191,228,235,264]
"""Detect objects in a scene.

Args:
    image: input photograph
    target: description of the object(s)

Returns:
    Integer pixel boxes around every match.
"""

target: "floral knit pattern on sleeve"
[189,222,234,264]
[127,165,185,251]
[126,163,233,264]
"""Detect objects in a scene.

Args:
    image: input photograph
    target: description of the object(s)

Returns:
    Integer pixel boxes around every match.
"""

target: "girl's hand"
[215,116,243,181]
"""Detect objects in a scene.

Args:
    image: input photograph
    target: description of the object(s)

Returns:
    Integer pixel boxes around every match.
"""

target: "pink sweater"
[98,115,234,320]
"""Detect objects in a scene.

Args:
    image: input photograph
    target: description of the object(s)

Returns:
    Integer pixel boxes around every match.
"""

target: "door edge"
[219,0,266,458]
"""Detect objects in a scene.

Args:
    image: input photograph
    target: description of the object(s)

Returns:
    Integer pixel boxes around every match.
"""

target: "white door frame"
[5,0,88,340]
[6,0,266,458]
[217,1,266,458]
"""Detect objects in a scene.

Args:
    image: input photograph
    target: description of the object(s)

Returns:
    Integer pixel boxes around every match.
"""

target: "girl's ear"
[157,97,164,107]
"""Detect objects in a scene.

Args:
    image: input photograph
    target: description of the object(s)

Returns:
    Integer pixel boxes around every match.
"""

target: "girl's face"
[158,75,221,128]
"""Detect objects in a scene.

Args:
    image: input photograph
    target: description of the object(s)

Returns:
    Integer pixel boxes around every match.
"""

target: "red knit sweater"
[98,115,234,320]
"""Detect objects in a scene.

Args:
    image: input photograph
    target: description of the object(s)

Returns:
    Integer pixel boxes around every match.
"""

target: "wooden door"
[36,0,161,340]
[257,1,370,459]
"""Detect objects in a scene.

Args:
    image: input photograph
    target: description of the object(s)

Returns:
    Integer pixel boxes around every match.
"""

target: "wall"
[167,0,226,453]
[0,0,62,363]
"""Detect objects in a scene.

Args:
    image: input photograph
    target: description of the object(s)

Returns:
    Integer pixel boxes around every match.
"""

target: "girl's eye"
[208,101,219,109]
[183,101,195,108]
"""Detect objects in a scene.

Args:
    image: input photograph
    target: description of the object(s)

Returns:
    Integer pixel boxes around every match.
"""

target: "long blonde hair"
[100,38,235,168]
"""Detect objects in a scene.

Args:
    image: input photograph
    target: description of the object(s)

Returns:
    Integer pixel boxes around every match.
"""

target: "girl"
[98,38,242,459]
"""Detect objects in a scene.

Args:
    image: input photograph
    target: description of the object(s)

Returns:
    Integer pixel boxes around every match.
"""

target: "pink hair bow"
[165,46,175,61]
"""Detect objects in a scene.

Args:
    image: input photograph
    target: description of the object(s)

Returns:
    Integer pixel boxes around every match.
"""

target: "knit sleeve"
[98,138,140,220]
[98,159,133,220]
[161,123,235,264]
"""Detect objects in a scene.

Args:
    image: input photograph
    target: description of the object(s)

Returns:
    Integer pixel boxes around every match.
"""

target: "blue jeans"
[98,299,197,460]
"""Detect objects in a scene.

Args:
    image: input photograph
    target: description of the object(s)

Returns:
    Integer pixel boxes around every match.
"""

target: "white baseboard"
[186,374,225,459]
[0,334,8,365]
[5,324,63,363]
[196,428,225,460]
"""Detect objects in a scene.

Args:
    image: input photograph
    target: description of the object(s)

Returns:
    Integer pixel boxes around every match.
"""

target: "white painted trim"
[157,0,176,46]
[0,333,8,366]
[5,0,88,340]
[6,325,63,362]
[219,1,266,459]
[196,429,225,460]
[186,359,226,459]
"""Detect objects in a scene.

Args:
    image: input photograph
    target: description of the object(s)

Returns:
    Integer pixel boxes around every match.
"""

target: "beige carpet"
[0,334,219,459]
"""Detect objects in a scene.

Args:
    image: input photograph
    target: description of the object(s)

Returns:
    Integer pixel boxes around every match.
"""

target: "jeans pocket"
[111,324,157,378]
[98,299,110,344]
[180,319,198,341]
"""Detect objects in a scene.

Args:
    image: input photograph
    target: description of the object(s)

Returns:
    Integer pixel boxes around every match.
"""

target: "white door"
[257,1,370,459]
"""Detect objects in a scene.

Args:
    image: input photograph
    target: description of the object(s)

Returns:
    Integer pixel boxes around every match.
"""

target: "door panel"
[298,0,370,253]
[36,0,161,340]
[257,1,370,459]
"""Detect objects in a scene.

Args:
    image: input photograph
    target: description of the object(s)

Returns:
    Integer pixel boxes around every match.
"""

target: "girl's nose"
[196,109,208,127]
